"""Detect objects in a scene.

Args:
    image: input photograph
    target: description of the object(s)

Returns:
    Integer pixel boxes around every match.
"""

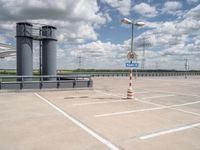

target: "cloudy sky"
[0,0,200,70]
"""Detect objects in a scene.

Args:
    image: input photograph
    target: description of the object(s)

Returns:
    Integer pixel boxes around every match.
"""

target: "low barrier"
[0,75,93,90]
[76,71,200,77]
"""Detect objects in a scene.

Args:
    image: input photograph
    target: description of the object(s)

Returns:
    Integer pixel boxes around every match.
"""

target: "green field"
[0,69,200,76]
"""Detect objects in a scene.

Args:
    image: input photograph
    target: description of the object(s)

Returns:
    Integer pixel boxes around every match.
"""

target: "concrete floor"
[0,76,200,150]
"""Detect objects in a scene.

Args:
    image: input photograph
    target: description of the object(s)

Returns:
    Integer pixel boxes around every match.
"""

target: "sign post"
[121,18,144,99]
[126,51,138,99]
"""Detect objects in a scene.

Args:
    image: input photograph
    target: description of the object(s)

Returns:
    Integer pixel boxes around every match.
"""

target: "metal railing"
[0,75,92,90]
[69,71,200,77]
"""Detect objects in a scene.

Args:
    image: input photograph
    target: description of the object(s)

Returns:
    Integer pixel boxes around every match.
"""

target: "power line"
[137,36,152,70]
[184,58,191,79]
[77,55,83,70]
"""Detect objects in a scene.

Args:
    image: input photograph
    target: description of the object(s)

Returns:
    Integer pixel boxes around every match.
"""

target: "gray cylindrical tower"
[42,25,57,80]
[16,22,33,80]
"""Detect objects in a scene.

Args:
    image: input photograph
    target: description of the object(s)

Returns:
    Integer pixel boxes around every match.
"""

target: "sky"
[0,0,200,70]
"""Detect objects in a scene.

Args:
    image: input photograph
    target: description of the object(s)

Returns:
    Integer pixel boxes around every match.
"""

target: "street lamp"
[121,18,145,99]
[121,18,145,53]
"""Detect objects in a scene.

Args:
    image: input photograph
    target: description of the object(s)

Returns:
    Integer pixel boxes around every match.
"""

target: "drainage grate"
[64,96,89,99]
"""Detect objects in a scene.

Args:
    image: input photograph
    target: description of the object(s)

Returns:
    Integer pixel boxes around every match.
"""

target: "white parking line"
[139,122,200,140]
[168,100,200,107]
[173,108,200,117]
[143,89,200,98]
[142,94,176,100]
[94,90,200,117]
[34,93,120,150]
[95,90,176,100]
[95,107,166,117]
[95,90,163,107]
[135,98,200,117]
[95,100,200,117]
[144,78,200,85]
[73,99,129,106]
[134,98,164,107]
[136,91,154,94]
[94,90,124,98]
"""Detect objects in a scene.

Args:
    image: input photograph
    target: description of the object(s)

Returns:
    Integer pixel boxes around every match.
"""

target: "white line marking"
[94,90,123,98]
[136,91,153,94]
[135,98,200,117]
[95,90,162,107]
[96,90,200,109]
[95,90,175,101]
[73,100,129,106]
[143,89,200,98]
[134,98,164,107]
[173,108,200,117]
[142,94,176,100]
[94,90,200,117]
[168,100,200,107]
[95,107,165,117]
[139,122,200,140]
[142,78,200,84]
[34,93,120,150]
[95,100,200,117]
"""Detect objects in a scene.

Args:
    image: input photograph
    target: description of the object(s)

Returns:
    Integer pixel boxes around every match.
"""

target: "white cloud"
[59,2,200,70]
[187,0,199,4]
[178,18,200,35]
[0,0,113,69]
[0,34,6,43]
[0,0,111,43]
[141,19,198,49]
[71,40,125,58]
[133,3,158,18]
[186,4,200,19]
[164,1,182,11]
[132,3,200,70]
[0,0,200,70]
[0,0,106,23]
[104,0,131,16]
[64,40,129,69]
[64,3,200,70]
[162,1,183,15]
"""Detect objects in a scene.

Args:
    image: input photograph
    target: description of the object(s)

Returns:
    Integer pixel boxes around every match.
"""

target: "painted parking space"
[35,90,200,150]
[0,92,112,150]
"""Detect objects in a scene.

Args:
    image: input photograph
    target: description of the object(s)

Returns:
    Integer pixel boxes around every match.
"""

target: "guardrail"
[72,71,200,77]
[0,75,92,90]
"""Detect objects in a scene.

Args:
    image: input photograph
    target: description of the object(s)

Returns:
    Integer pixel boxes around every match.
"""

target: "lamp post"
[122,18,145,53]
[184,58,189,79]
[121,18,144,99]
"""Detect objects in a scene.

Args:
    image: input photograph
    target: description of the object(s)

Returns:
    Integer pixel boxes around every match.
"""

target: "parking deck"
[0,77,200,150]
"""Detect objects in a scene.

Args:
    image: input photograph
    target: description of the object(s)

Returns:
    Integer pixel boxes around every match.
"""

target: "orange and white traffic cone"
[127,69,134,99]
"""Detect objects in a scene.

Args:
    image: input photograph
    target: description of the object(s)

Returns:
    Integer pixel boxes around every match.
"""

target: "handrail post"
[57,76,60,88]
[20,76,24,89]
[40,76,43,89]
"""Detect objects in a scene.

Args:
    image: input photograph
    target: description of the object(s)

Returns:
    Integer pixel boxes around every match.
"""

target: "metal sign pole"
[127,24,134,99]
[184,59,188,79]
[136,58,139,79]
[131,24,134,53]
[127,67,134,99]
[122,18,144,100]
